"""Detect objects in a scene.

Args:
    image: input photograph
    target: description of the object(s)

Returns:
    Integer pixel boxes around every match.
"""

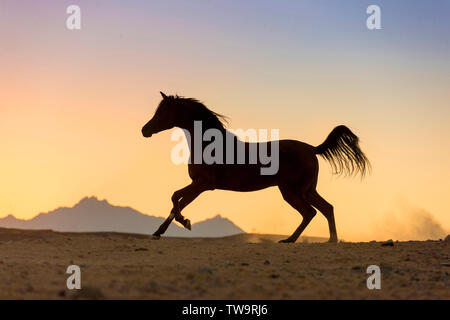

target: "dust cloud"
[371,207,447,241]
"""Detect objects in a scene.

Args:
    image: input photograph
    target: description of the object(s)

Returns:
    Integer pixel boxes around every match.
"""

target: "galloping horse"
[142,92,370,243]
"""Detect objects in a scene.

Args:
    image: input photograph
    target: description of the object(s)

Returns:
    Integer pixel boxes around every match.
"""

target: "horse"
[141,91,370,243]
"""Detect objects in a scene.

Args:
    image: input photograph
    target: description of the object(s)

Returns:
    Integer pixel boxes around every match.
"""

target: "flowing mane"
[173,95,229,130]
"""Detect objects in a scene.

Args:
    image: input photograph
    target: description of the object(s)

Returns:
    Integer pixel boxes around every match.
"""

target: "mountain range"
[0,196,245,237]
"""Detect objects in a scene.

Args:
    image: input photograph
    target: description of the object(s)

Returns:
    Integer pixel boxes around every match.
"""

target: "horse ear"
[160,91,168,99]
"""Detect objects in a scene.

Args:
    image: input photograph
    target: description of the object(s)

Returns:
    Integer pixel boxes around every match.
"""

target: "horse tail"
[315,125,371,178]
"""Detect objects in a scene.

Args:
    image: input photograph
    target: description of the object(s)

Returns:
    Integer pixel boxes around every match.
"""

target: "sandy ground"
[0,228,448,299]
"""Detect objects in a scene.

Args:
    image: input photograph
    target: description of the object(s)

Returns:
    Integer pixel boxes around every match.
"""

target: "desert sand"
[0,228,448,299]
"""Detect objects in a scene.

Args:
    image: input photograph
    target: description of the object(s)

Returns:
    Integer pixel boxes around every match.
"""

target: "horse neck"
[181,121,231,154]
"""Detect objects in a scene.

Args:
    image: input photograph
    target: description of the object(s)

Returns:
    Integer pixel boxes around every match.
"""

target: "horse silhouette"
[142,92,370,243]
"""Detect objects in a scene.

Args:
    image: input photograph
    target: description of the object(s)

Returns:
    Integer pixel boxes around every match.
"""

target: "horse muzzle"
[141,128,153,138]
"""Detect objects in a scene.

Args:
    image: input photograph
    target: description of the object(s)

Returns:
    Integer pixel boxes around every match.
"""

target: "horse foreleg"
[153,181,210,238]
[152,211,176,239]
[170,186,193,230]
[153,208,190,239]
[152,185,190,238]
[171,180,211,230]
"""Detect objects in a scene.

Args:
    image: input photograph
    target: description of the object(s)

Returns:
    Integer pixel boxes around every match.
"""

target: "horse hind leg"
[278,185,317,243]
[306,190,338,243]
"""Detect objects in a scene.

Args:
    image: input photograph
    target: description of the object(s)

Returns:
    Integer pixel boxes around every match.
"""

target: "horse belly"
[215,165,278,191]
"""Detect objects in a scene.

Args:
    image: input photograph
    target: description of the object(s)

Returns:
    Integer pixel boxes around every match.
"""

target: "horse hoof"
[184,219,191,231]
[152,235,161,240]
[278,238,293,243]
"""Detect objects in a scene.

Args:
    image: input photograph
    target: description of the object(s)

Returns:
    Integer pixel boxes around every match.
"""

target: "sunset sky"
[1,0,449,241]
